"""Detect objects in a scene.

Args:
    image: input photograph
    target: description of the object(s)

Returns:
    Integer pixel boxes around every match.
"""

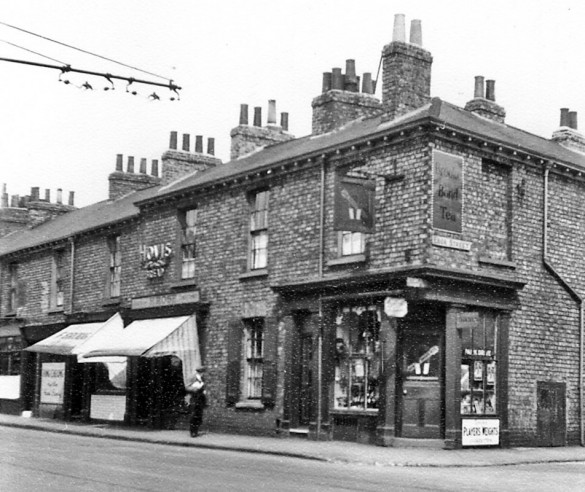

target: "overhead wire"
[0,38,67,65]
[0,19,172,81]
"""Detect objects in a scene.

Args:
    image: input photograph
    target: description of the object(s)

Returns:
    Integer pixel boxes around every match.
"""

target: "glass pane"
[403,331,441,379]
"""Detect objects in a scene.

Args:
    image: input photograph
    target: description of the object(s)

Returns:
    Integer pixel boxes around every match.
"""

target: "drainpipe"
[68,237,75,314]
[316,156,326,440]
[543,164,584,446]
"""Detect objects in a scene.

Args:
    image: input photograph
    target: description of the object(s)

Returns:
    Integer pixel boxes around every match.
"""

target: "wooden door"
[298,333,313,426]
[537,381,566,447]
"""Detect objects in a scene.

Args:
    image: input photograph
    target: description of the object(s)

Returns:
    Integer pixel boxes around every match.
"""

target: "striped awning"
[77,315,202,386]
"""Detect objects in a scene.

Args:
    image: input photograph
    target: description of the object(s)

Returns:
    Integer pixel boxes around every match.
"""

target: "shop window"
[180,208,197,279]
[244,318,264,399]
[50,250,65,309]
[460,313,497,415]
[249,190,269,270]
[107,235,121,298]
[340,231,365,256]
[334,306,381,411]
[7,263,18,313]
[0,336,22,375]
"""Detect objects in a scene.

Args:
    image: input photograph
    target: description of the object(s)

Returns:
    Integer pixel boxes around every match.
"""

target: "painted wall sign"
[462,418,500,446]
[139,242,173,278]
[432,235,471,251]
[432,150,463,233]
[40,362,65,404]
[131,290,200,310]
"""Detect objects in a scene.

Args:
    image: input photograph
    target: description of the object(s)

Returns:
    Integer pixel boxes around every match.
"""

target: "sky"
[1,0,584,207]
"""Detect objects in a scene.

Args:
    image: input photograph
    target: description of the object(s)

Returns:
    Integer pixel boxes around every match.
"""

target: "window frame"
[7,263,18,313]
[107,235,122,299]
[179,208,198,280]
[0,335,23,376]
[339,230,366,257]
[248,190,269,271]
[243,318,264,400]
[50,249,65,309]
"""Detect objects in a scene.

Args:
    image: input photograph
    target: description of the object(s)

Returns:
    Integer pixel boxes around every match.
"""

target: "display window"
[460,312,498,415]
[333,305,381,411]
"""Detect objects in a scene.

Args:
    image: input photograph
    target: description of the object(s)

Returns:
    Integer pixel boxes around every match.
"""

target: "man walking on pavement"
[185,371,206,437]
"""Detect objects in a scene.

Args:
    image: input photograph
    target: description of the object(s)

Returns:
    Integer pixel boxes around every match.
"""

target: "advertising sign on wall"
[432,150,463,233]
[462,418,500,446]
[40,362,65,404]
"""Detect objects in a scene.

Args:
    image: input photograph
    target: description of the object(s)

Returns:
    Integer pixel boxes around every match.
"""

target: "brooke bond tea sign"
[432,150,463,233]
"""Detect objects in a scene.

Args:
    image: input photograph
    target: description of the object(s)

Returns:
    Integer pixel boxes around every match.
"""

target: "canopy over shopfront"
[25,314,123,356]
[77,315,202,386]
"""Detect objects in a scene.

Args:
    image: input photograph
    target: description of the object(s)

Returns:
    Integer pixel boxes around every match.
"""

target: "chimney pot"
[116,154,124,172]
[182,134,191,152]
[127,156,135,173]
[31,187,40,201]
[56,188,63,204]
[11,195,19,208]
[169,131,178,150]
[410,19,422,45]
[331,67,344,90]
[474,76,485,99]
[253,107,262,127]
[280,112,289,131]
[362,72,373,94]
[322,72,332,93]
[151,159,159,177]
[68,191,75,206]
[207,138,215,156]
[139,158,147,174]
[560,108,570,127]
[392,13,406,42]
[569,111,578,130]
[485,80,496,101]
[268,100,277,125]
[195,135,203,153]
[45,189,50,202]
[344,60,358,92]
[239,104,249,125]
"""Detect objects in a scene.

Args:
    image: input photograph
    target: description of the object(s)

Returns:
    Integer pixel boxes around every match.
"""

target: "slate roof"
[2,97,585,256]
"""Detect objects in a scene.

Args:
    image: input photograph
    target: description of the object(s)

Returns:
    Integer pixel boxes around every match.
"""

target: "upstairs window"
[180,209,197,279]
[340,231,365,256]
[7,263,18,313]
[108,236,121,298]
[249,190,269,270]
[51,250,65,309]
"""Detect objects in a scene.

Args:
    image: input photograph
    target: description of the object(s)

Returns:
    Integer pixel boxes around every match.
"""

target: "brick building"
[1,14,584,448]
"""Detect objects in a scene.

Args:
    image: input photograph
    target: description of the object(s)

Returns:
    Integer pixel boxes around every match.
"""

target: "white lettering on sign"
[384,297,407,318]
[457,311,479,329]
[40,362,66,404]
[432,235,472,251]
[139,242,173,278]
[462,418,500,446]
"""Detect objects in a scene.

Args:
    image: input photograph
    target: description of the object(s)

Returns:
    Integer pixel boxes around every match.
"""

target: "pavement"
[2,413,585,468]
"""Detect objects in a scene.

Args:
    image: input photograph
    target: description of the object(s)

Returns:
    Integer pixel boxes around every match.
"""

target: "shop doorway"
[537,381,566,447]
[398,307,445,439]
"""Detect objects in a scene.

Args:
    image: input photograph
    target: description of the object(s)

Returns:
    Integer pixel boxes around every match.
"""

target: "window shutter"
[226,319,243,406]
[261,317,278,408]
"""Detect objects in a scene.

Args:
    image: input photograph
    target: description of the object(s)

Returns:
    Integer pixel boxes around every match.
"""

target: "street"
[1,427,585,491]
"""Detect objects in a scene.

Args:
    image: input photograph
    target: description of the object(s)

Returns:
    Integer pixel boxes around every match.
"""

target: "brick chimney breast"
[552,108,585,154]
[464,76,506,123]
[381,16,433,122]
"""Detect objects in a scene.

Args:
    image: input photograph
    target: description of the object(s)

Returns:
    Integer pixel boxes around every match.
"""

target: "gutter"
[543,164,584,446]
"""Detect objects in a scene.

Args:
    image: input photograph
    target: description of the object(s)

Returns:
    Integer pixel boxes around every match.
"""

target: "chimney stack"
[552,107,585,153]
[464,75,506,123]
[239,104,249,125]
[344,60,358,92]
[45,189,50,202]
[281,112,289,132]
[116,154,124,172]
[109,153,161,200]
[207,138,215,156]
[182,134,191,152]
[31,187,40,201]
[381,14,433,121]
[169,131,178,150]
[151,159,159,177]
[127,156,134,173]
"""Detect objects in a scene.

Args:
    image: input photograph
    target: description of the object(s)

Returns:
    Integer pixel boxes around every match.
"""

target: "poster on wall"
[40,362,65,404]
[432,150,463,233]
[462,418,500,446]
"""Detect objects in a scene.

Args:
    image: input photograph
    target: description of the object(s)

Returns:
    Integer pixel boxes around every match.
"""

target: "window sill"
[3,312,16,318]
[330,408,379,416]
[47,307,64,314]
[327,254,366,267]
[170,278,198,289]
[239,269,268,280]
[102,298,121,307]
[235,400,265,411]
[478,256,516,269]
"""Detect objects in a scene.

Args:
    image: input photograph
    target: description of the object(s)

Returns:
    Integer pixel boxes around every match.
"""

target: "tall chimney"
[151,159,159,177]
[560,108,570,127]
[485,80,496,101]
[569,111,578,130]
[56,188,62,204]
[169,131,178,150]
[267,99,277,126]
[253,107,262,127]
[1,184,8,208]
[331,68,344,90]
[127,156,134,173]
[344,60,358,92]
[116,154,124,172]
[322,72,332,93]
[382,14,432,120]
[280,112,289,132]
[362,73,374,94]
[474,76,485,98]
[182,134,191,152]
[31,187,40,201]
[207,138,215,156]
[45,189,50,202]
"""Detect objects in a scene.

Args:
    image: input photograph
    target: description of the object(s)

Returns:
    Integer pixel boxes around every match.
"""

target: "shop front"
[0,321,25,415]
[277,269,520,448]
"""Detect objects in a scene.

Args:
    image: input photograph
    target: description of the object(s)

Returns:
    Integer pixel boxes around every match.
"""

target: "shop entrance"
[290,312,314,429]
[398,307,444,439]
[537,381,566,447]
